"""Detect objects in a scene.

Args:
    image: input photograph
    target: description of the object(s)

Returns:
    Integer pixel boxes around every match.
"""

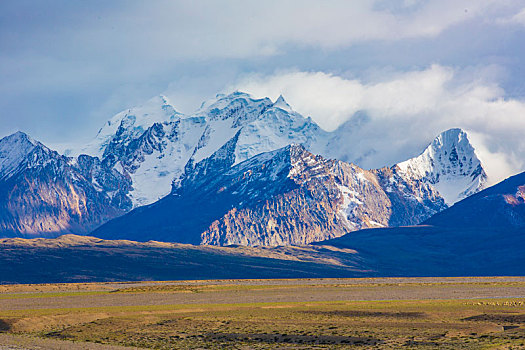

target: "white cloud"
[2,0,525,161]
[231,65,525,184]
[495,7,525,26]
[26,0,506,61]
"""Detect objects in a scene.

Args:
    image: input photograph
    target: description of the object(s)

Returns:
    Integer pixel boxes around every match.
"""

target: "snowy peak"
[77,95,182,158]
[0,131,39,149]
[0,131,48,180]
[272,95,293,113]
[196,91,272,123]
[197,91,269,113]
[396,128,487,205]
[190,91,325,165]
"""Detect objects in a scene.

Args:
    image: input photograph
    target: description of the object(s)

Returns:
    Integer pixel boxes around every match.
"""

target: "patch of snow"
[126,117,206,207]
[356,172,368,183]
[368,220,385,227]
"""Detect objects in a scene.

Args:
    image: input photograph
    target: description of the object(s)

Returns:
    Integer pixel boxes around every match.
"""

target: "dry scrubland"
[0,277,524,349]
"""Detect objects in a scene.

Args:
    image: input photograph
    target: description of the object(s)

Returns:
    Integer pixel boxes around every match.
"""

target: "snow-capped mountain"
[93,144,446,246]
[0,92,490,239]
[0,132,131,237]
[0,131,40,180]
[75,92,485,209]
[72,92,486,211]
[396,128,487,205]
[74,92,327,207]
[75,95,183,158]
[190,92,326,165]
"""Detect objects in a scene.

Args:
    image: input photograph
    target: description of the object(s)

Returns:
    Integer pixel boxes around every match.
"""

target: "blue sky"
[1,0,525,181]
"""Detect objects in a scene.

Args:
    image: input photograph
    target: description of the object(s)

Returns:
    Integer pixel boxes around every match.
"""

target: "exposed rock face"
[372,167,448,227]
[94,144,446,246]
[201,147,446,246]
[0,132,131,237]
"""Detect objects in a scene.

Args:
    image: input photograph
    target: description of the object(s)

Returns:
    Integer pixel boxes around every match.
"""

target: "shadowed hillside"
[0,235,369,284]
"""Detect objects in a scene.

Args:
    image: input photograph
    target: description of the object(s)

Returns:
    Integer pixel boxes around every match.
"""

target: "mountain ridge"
[0,92,490,239]
[68,92,488,208]
[93,144,446,246]
[423,170,525,229]
[0,132,131,237]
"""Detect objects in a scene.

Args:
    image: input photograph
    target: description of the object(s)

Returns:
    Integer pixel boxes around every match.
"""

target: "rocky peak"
[272,95,293,113]
[196,91,273,124]
[75,95,182,158]
[0,131,54,180]
[0,131,132,237]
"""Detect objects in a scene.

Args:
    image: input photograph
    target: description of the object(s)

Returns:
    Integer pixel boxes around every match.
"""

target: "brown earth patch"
[0,319,11,332]
[204,332,381,345]
[304,310,427,319]
[463,314,525,324]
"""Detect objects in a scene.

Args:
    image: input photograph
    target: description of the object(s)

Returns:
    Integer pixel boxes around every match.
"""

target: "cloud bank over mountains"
[231,65,524,183]
[1,1,525,183]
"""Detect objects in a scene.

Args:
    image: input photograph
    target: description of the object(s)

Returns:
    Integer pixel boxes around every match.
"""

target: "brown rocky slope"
[94,143,446,246]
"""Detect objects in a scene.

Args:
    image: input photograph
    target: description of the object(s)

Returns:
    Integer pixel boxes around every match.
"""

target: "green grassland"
[0,279,524,349]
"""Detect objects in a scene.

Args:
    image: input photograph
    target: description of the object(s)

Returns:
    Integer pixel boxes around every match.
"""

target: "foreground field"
[0,277,524,349]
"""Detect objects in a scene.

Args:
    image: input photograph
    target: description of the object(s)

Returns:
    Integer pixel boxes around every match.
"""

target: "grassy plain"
[0,277,524,349]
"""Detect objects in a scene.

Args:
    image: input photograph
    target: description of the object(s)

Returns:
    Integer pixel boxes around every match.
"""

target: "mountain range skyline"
[0,91,489,242]
[2,1,525,186]
[46,90,505,185]
[1,4,524,349]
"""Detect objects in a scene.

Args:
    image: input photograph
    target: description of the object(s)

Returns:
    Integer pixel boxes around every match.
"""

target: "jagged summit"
[188,91,324,164]
[0,131,132,237]
[272,94,293,112]
[396,128,487,205]
[0,131,48,180]
[74,95,183,158]
[195,91,272,117]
